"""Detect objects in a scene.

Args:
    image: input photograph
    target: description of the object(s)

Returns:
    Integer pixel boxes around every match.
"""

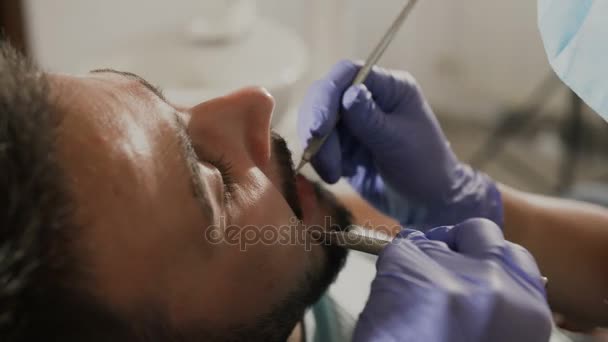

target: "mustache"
[270,132,303,221]
[270,131,353,232]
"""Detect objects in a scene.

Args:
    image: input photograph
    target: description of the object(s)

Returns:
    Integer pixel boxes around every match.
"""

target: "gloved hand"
[298,61,502,228]
[353,218,552,342]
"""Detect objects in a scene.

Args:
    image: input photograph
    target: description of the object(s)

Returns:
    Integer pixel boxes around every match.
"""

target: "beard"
[180,133,352,342]
[225,133,352,341]
[271,133,351,288]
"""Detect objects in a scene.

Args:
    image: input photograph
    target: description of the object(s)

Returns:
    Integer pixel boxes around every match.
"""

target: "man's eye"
[174,114,235,201]
[208,155,236,200]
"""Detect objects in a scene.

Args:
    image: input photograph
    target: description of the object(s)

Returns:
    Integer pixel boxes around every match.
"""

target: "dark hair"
[0,42,313,342]
[0,41,147,341]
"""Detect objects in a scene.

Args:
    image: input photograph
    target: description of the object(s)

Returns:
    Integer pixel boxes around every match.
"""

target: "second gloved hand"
[354,219,552,342]
[298,61,502,228]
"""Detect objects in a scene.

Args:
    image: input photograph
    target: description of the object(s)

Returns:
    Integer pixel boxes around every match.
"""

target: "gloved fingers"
[394,228,452,258]
[396,228,426,241]
[379,230,436,272]
[309,130,342,184]
[298,59,366,142]
[339,128,358,177]
[341,157,356,178]
[297,79,342,141]
[380,230,454,281]
[325,60,362,88]
[504,241,546,290]
[341,137,373,178]
[338,128,377,178]
[342,84,389,152]
[325,60,422,115]
[424,226,453,243]
[505,242,540,274]
[360,65,421,113]
[347,170,388,210]
[426,218,506,258]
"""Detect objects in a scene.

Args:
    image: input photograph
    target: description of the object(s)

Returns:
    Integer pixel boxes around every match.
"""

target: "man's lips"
[295,175,317,224]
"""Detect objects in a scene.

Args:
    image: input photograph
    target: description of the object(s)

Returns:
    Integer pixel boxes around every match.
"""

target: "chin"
[294,175,352,302]
[219,175,350,341]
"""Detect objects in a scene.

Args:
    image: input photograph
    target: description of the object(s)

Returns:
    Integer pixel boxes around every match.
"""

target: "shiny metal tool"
[322,228,550,287]
[295,0,419,174]
[321,226,392,255]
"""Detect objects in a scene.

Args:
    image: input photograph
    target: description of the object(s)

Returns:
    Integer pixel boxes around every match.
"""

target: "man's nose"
[187,87,275,167]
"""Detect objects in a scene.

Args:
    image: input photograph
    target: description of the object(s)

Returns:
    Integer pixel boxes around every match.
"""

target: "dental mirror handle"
[296,0,419,174]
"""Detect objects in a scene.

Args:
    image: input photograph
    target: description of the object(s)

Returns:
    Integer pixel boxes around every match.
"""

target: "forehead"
[48,71,163,121]
[48,70,180,144]
[47,71,186,222]
[46,71,219,307]
[49,71,173,173]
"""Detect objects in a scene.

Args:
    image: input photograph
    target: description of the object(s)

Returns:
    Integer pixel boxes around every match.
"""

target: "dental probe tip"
[295,158,307,174]
[295,0,418,167]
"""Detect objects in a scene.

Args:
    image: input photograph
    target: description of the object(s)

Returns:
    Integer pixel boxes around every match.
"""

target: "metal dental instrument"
[321,226,392,255]
[295,0,419,174]
[322,230,550,289]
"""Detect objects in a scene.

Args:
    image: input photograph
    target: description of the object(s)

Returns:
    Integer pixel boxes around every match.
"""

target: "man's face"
[49,70,349,338]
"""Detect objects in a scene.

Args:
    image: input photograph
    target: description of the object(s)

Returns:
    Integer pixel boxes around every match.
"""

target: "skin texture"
[500,184,608,329]
[48,70,348,338]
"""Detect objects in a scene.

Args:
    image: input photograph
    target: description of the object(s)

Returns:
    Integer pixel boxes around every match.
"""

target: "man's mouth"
[295,175,316,224]
[270,132,352,232]
[295,174,353,235]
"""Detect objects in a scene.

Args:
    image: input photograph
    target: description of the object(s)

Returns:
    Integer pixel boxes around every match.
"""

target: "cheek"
[207,170,322,301]
[229,169,296,230]
[166,169,327,328]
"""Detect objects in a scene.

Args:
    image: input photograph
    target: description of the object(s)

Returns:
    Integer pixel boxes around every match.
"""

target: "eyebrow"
[173,113,215,221]
[90,68,167,102]
[91,68,215,220]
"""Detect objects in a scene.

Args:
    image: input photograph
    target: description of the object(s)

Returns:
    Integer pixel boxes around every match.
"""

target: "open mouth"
[295,174,316,224]
[269,132,352,232]
[295,174,353,234]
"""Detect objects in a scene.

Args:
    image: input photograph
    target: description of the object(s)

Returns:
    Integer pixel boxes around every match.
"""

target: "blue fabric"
[310,296,353,342]
[538,0,608,119]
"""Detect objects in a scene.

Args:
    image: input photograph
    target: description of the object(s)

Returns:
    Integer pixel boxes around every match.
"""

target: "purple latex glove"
[354,218,552,342]
[298,61,502,228]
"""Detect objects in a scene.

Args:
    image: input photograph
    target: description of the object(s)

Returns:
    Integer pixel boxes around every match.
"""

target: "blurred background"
[4,0,608,201]
[2,1,607,340]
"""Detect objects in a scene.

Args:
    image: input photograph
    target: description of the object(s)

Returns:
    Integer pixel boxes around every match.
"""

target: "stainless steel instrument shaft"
[321,227,392,255]
[295,0,419,173]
